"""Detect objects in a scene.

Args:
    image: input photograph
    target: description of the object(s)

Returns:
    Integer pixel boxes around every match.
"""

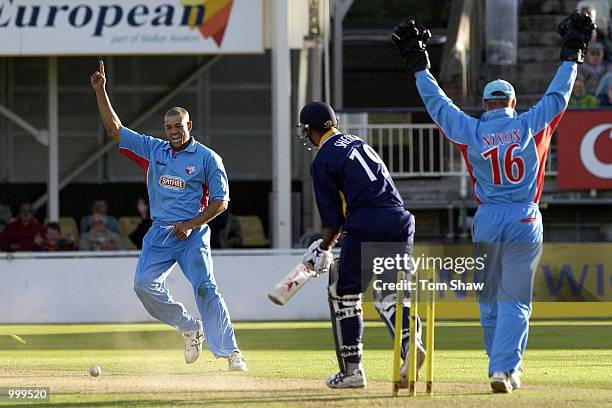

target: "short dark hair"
[165,107,190,120]
[483,99,513,109]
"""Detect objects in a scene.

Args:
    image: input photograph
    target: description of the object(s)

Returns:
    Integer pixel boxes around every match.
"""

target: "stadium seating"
[119,216,142,250]
[45,217,79,245]
[234,215,270,247]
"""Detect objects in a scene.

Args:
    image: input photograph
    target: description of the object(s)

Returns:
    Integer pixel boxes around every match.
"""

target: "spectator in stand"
[80,198,120,235]
[209,210,242,249]
[578,42,611,93]
[0,203,12,234]
[35,222,76,251]
[220,212,243,248]
[595,71,612,98]
[597,81,612,106]
[208,209,228,249]
[129,198,153,250]
[0,203,43,252]
[569,74,598,108]
[578,1,609,32]
[79,213,122,251]
[580,5,612,62]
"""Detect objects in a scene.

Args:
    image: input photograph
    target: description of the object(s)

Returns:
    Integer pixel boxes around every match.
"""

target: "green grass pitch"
[0,320,610,407]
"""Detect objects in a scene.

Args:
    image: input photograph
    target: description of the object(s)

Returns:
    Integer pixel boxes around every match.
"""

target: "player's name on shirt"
[482,128,521,148]
[333,134,361,148]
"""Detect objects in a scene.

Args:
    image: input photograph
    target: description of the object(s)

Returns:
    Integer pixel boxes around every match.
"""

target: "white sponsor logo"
[0,0,263,56]
[580,124,612,179]
[159,174,185,190]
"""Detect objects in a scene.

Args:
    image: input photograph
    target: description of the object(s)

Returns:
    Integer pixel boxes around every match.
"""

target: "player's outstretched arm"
[90,61,122,142]
[392,20,475,145]
[522,11,594,130]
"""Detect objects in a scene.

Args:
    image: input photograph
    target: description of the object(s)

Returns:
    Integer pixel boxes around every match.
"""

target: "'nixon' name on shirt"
[482,129,521,148]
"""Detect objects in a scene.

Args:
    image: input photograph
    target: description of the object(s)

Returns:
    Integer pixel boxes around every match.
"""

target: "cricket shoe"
[399,342,426,388]
[228,351,248,371]
[490,371,513,393]
[182,320,203,364]
[325,368,367,389]
[510,365,523,390]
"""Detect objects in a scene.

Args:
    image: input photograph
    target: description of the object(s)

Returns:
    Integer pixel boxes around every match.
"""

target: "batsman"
[392,11,594,392]
[298,102,424,388]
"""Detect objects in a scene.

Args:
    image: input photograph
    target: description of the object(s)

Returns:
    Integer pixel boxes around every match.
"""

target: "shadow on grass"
[1,324,610,351]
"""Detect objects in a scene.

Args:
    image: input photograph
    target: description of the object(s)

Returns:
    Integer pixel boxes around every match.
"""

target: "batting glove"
[558,10,596,63]
[301,239,333,274]
[391,19,432,73]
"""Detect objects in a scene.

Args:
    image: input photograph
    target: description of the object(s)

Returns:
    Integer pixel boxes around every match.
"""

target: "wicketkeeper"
[392,10,594,392]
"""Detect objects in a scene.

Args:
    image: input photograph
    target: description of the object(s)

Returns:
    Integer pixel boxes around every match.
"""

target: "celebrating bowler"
[91,61,247,371]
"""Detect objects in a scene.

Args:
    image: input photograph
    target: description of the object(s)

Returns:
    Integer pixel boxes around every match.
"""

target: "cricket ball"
[89,365,101,377]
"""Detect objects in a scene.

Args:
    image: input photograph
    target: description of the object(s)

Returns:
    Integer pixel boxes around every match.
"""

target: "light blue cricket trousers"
[473,203,543,375]
[134,221,238,358]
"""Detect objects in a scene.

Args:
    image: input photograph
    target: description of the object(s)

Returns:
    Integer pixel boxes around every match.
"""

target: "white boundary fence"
[0,250,329,323]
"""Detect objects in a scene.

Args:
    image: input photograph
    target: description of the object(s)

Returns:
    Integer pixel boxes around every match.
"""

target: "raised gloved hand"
[558,10,596,63]
[301,239,333,274]
[391,19,432,73]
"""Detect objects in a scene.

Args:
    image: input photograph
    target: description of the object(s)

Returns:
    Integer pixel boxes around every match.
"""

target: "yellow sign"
[364,243,612,319]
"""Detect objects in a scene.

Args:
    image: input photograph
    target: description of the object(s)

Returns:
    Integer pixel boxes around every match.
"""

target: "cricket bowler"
[298,101,423,388]
[392,11,594,392]
[90,61,247,371]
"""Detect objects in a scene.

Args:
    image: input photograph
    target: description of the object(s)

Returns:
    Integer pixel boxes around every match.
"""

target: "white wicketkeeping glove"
[301,239,333,274]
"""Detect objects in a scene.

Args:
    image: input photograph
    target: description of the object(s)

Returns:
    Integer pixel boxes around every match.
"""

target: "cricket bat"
[267,263,318,306]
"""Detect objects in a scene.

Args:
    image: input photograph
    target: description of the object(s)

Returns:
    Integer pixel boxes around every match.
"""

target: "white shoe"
[325,368,367,389]
[490,371,513,393]
[400,342,426,388]
[228,351,248,371]
[510,365,523,389]
[182,320,203,364]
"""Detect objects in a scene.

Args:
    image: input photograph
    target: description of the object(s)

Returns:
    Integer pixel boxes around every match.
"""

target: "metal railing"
[339,123,557,178]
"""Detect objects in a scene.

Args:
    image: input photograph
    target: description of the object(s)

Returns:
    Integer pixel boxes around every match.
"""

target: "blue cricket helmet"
[299,101,338,130]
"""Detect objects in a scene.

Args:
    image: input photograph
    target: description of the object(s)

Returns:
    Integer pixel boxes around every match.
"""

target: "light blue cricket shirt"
[119,127,230,222]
